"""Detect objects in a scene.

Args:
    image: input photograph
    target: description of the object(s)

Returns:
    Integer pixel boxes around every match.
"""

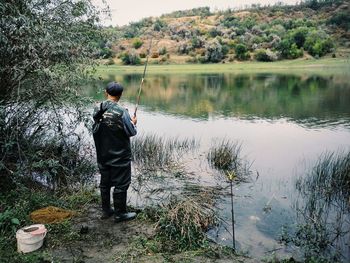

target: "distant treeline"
[96,0,349,64]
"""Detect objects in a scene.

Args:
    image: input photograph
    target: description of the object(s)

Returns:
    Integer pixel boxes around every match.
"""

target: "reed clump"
[292,150,350,262]
[140,185,220,251]
[208,139,241,171]
[296,150,350,208]
[207,139,251,182]
[131,133,197,171]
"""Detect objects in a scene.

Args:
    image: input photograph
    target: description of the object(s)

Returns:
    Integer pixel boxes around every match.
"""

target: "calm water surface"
[90,72,350,260]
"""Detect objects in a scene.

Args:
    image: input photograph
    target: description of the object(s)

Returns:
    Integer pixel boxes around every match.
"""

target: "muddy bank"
[48,204,257,263]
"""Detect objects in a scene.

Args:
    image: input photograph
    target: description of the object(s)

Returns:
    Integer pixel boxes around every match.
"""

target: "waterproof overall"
[92,100,137,219]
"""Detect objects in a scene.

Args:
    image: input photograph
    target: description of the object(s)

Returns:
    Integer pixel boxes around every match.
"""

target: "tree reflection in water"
[92,73,350,129]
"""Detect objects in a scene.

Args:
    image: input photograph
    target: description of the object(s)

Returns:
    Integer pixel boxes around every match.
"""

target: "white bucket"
[16,224,47,253]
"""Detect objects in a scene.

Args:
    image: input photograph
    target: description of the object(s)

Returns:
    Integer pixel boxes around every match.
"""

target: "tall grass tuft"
[207,138,252,251]
[208,139,241,171]
[292,150,350,262]
[207,139,251,181]
[296,150,350,208]
[141,184,220,252]
[131,133,198,171]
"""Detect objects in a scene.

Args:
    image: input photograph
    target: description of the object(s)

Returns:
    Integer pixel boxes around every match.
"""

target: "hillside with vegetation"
[99,0,350,65]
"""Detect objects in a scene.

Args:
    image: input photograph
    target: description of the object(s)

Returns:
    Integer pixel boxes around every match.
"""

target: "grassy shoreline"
[96,58,350,76]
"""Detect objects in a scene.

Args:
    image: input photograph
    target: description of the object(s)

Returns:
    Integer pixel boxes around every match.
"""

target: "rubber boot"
[113,192,136,223]
[100,187,114,219]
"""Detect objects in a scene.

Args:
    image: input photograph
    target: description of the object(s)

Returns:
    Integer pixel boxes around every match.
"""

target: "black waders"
[93,100,137,223]
[113,192,136,223]
[100,187,114,219]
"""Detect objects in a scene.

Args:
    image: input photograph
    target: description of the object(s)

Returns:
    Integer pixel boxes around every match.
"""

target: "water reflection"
[88,71,350,260]
[293,151,350,262]
[89,73,350,129]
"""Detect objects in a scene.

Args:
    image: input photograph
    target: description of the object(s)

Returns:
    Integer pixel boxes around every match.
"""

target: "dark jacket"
[93,100,137,167]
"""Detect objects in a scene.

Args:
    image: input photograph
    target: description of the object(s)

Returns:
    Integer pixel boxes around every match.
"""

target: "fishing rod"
[134,37,153,117]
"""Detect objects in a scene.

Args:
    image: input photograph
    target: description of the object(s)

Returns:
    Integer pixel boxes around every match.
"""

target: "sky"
[99,0,300,26]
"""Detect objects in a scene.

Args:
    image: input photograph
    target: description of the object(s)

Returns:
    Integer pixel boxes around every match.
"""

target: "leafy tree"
[0,0,103,188]
[304,30,334,57]
[235,44,250,60]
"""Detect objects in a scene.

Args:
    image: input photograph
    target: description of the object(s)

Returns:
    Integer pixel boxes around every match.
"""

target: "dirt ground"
[48,205,259,263]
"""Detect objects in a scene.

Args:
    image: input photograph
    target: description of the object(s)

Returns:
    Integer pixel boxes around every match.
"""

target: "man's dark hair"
[106,82,123,97]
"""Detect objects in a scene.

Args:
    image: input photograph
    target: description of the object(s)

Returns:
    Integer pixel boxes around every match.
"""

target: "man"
[92,81,137,222]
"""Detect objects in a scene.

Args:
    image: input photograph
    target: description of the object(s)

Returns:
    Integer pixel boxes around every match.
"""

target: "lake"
[90,68,350,261]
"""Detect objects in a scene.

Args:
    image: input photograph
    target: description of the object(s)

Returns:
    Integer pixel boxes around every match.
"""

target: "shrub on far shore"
[204,39,223,63]
[254,49,278,62]
[120,52,141,65]
[132,38,143,49]
[235,43,250,60]
[304,30,334,57]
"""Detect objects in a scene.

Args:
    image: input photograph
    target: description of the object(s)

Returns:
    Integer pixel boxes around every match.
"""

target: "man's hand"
[131,115,137,125]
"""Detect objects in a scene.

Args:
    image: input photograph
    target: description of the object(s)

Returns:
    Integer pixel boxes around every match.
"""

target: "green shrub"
[234,26,246,36]
[289,43,304,59]
[132,38,143,49]
[153,19,167,31]
[221,44,230,55]
[204,39,223,63]
[268,24,286,37]
[278,40,303,59]
[158,47,167,55]
[120,52,141,65]
[191,36,204,48]
[99,47,114,59]
[304,30,334,57]
[255,49,272,62]
[208,28,222,38]
[252,36,264,44]
[235,43,250,60]
[227,40,236,49]
[241,17,256,30]
[221,15,239,28]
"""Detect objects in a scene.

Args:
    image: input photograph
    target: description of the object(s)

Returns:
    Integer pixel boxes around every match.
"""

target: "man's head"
[106,82,123,98]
